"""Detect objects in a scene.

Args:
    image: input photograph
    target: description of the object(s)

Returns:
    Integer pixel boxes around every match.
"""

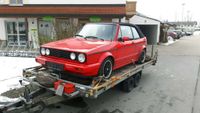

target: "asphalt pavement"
[41,35,200,113]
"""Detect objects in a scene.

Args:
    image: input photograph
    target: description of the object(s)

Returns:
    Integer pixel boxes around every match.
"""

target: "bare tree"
[53,18,80,40]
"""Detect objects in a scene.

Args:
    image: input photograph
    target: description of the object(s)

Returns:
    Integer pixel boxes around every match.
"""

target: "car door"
[131,26,146,59]
[115,25,137,68]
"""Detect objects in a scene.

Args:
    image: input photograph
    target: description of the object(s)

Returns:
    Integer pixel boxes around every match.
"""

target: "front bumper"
[36,56,100,77]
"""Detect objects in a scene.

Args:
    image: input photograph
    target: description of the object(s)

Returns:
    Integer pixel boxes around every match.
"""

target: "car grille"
[49,48,70,59]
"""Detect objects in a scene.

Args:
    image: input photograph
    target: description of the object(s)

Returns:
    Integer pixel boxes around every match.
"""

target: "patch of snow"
[0,57,39,94]
[0,57,39,81]
[159,36,177,46]
[193,31,200,36]
[0,96,20,107]
[0,77,23,94]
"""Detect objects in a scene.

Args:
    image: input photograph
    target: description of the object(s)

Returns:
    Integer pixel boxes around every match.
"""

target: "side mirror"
[121,36,130,42]
[118,36,130,42]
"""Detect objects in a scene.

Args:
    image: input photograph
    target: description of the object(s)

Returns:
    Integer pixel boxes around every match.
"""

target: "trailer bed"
[22,54,157,98]
[0,51,157,113]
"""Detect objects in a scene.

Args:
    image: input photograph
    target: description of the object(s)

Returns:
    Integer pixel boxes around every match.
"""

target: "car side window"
[120,26,134,40]
[131,27,140,39]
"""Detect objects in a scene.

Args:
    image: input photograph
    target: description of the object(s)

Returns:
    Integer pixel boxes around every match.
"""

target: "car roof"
[85,22,145,38]
[86,22,137,26]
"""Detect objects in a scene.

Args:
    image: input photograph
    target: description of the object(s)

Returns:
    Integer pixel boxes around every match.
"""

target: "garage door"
[137,25,158,45]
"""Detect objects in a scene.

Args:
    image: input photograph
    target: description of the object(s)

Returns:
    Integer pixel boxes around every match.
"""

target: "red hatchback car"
[36,23,147,79]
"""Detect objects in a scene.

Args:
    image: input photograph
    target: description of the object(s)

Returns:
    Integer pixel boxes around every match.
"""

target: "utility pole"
[187,10,190,22]
[182,3,185,22]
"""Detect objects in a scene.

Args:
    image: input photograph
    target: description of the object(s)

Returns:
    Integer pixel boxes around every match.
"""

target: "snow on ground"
[0,57,39,94]
[193,31,200,36]
[159,36,178,46]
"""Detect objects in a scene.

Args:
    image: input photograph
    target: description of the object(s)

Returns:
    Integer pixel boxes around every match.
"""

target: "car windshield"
[76,24,116,41]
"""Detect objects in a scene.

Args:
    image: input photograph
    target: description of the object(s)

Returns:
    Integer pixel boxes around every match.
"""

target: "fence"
[0,41,39,58]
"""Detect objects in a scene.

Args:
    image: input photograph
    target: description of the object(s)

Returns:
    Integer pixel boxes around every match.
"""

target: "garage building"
[129,13,161,45]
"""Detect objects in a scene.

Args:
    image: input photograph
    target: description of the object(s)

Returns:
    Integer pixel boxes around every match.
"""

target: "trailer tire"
[134,73,141,87]
[120,77,134,92]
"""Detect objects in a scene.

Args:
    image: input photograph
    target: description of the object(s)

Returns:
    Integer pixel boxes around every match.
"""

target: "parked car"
[185,31,193,36]
[167,31,178,39]
[36,23,147,79]
[173,30,183,39]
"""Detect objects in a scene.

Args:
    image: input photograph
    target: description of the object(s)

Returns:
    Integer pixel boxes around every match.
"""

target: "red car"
[36,23,147,79]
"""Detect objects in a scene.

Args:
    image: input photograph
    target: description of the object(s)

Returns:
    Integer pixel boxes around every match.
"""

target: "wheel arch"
[98,52,115,66]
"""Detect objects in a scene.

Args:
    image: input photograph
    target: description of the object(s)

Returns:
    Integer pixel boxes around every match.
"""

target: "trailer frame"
[0,47,158,113]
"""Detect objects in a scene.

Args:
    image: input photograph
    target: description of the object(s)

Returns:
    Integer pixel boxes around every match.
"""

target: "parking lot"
[0,36,200,113]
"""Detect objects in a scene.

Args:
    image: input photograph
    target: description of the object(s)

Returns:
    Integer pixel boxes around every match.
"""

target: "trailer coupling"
[0,83,66,113]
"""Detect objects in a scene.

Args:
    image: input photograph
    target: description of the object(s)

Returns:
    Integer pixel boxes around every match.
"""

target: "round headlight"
[78,54,86,63]
[45,49,50,55]
[41,48,46,55]
[70,52,76,60]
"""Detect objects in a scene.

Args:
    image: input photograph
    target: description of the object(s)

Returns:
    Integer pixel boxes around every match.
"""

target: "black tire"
[98,57,113,79]
[134,73,141,87]
[138,49,146,64]
[120,77,134,92]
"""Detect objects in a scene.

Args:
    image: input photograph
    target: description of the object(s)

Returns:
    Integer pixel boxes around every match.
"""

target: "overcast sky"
[132,0,200,22]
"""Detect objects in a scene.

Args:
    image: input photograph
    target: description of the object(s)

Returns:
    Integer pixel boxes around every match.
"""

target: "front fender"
[98,52,114,65]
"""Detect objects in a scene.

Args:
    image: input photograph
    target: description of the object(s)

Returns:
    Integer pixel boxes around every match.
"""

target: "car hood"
[42,37,113,54]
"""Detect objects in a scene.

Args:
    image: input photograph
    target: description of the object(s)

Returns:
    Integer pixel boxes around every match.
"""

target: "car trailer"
[0,47,158,113]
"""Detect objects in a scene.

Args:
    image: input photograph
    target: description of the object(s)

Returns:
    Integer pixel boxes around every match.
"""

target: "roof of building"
[135,12,161,23]
[0,5,126,17]
[168,21,198,26]
[0,0,137,17]
[0,0,126,5]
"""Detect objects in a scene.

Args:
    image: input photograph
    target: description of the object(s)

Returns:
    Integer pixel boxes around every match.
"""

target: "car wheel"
[138,50,146,64]
[98,58,113,79]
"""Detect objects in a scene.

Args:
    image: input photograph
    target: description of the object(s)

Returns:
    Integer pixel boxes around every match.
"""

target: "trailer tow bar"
[0,81,67,113]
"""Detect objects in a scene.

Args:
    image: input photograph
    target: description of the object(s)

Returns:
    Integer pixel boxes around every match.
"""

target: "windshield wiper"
[85,36,104,41]
[75,34,84,38]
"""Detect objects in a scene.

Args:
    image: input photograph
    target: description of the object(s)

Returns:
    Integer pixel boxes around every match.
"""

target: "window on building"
[6,19,27,46]
[9,0,23,6]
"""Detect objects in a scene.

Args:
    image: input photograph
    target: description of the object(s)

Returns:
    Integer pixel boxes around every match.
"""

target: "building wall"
[0,18,6,41]
[130,15,160,25]
[0,17,40,48]
[1,0,125,5]
[28,18,39,48]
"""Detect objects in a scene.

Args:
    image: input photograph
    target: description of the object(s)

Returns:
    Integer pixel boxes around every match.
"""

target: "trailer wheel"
[98,57,113,79]
[120,77,134,92]
[134,73,141,87]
